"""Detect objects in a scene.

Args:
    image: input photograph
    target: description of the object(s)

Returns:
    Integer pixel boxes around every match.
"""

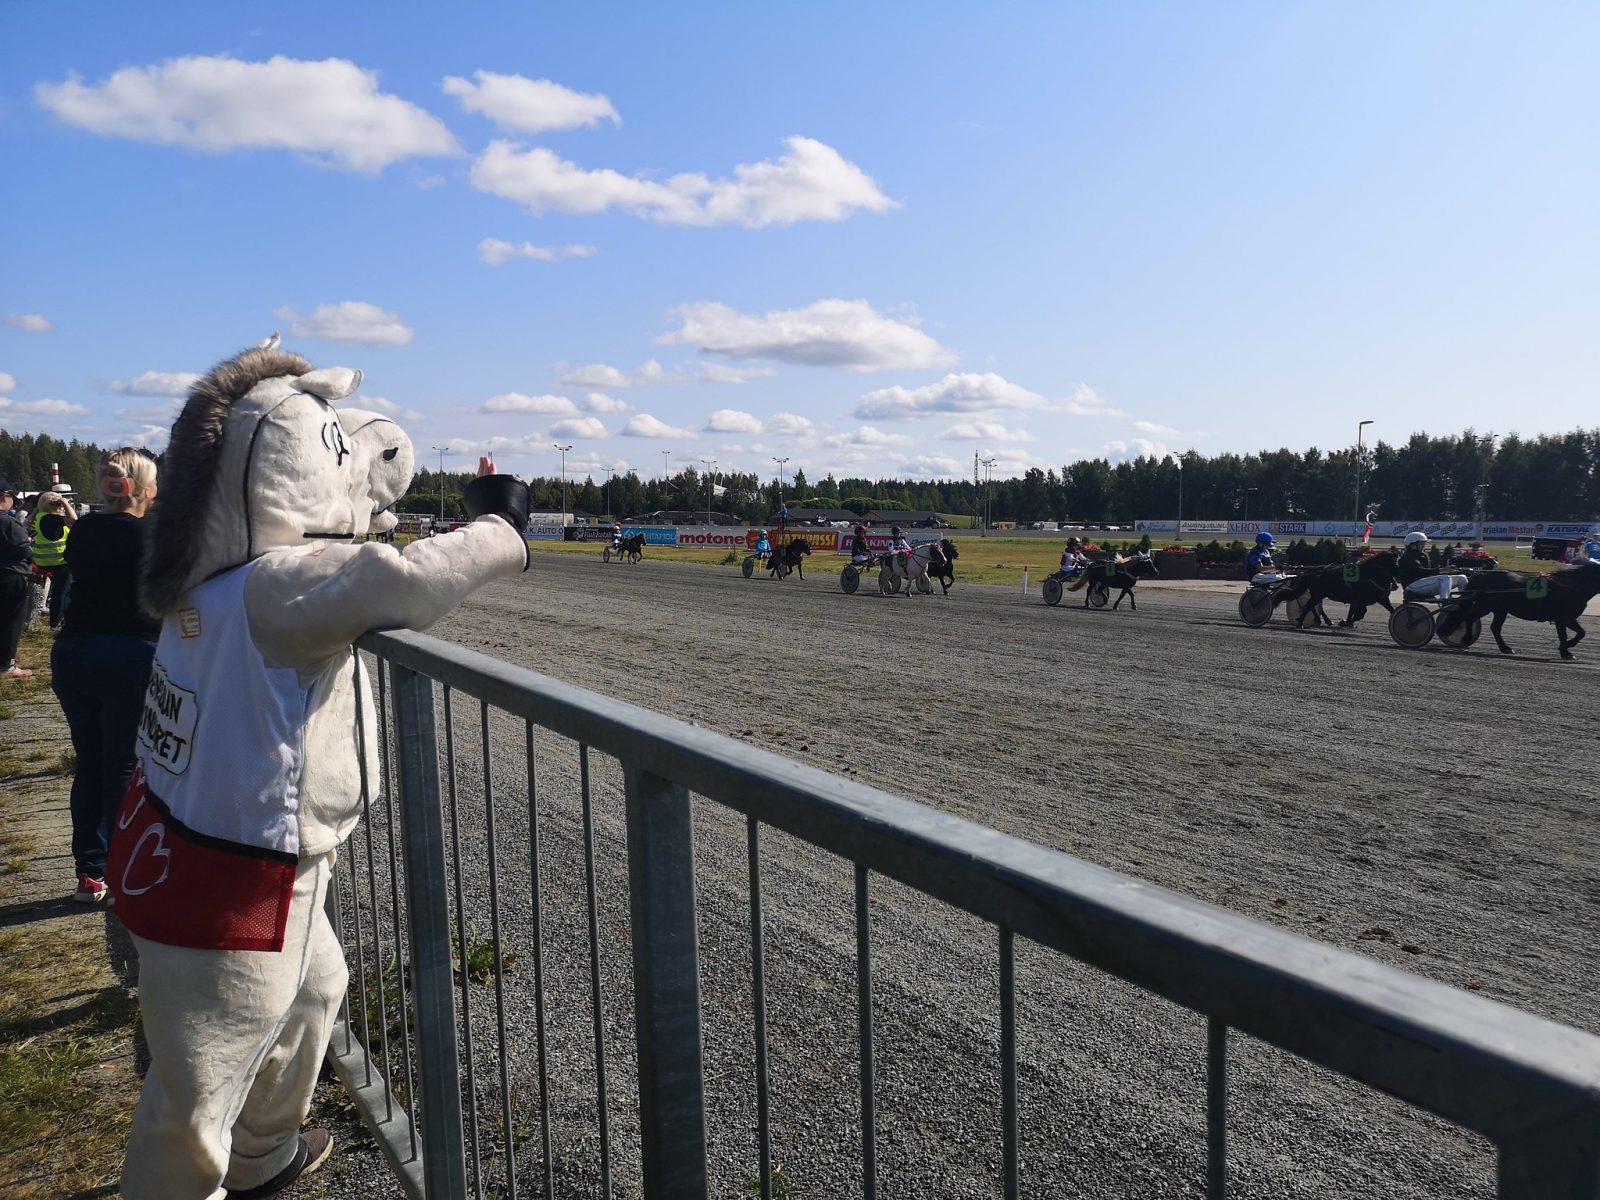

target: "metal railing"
[327,628,1600,1200]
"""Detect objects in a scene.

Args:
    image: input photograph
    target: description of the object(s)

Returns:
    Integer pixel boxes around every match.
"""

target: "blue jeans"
[51,634,155,878]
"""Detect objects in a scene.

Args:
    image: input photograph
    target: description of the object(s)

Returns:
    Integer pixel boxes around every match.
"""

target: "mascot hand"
[463,473,532,533]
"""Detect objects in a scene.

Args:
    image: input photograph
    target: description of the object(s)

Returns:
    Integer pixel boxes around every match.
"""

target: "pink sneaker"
[73,873,108,904]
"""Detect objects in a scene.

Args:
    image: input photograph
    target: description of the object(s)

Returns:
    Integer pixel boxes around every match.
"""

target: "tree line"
[4,425,1595,523]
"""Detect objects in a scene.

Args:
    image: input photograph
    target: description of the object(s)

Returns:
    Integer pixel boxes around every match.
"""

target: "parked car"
[1028,521,1047,530]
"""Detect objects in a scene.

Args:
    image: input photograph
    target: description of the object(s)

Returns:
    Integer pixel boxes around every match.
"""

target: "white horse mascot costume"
[109,336,531,1200]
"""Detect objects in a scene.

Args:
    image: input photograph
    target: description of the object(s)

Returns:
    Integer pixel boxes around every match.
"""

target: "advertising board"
[1178,521,1228,536]
[1134,520,1177,533]
[830,531,939,555]
[622,525,680,546]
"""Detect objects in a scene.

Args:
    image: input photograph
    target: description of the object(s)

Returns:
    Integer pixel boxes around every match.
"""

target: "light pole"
[1244,487,1258,522]
[429,446,447,523]
[1354,419,1374,528]
[661,450,671,483]
[980,456,996,535]
[699,457,716,524]
[553,443,572,528]
[603,466,616,520]
[1174,455,1184,541]
[772,456,789,514]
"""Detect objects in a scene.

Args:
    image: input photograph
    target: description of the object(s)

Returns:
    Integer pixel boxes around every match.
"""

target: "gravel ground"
[323,553,1599,1200]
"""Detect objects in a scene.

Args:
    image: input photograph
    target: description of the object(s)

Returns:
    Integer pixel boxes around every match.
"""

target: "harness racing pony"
[766,537,812,580]
[610,532,646,563]
[924,538,959,594]
[879,540,947,595]
[1438,561,1600,659]
[1280,551,1399,629]
[1082,552,1158,610]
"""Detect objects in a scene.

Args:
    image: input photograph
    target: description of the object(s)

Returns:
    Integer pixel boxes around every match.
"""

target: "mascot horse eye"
[382,447,399,461]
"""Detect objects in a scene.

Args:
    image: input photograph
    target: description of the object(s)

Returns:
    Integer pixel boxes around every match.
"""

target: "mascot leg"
[122,854,345,1200]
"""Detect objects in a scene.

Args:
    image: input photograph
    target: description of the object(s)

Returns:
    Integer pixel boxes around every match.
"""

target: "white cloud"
[0,372,14,393]
[470,136,897,228]
[706,409,763,434]
[766,412,814,436]
[0,397,89,416]
[622,413,696,438]
[361,394,425,422]
[824,425,911,449]
[1061,383,1125,418]
[556,359,665,389]
[550,416,607,439]
[658,299,953,372]
[693,362,775,384]
[478,238,597,266]
[1103,438,1170,463]
[941,422,1034,442]
[415,173,446,190]
[443,72,619,133]
[1133,419,1182,437]
[275,301,414,346]
[36,56,460,172]
[581,392,632,414]
[121,424,173,452]
[110,370,200,397]
[482,392,578,415]
[2,314,53,333]
[856,372,1045,419]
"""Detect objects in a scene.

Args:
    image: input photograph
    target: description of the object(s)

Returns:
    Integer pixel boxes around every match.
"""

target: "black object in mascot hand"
[462,474,531,532]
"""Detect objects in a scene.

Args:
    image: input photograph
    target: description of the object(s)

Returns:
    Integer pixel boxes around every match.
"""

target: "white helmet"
[1404,531,1430,546]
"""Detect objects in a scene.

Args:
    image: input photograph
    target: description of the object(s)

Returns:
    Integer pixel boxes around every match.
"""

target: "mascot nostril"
[108,338,530,1200]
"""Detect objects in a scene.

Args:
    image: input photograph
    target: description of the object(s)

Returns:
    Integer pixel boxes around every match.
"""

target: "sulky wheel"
[602,545,612,563]
[840,565,860,594]
[1088,582,1109,608]
[1436,606,1481,650]
[1239,588,1274,627]
[1387,602,1435,649]
[916,574,932,594]
[1043,577,1063,606]
[742,556,754,579]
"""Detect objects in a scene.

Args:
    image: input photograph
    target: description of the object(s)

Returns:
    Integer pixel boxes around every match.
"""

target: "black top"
[0,512,29,575]
[58,512,160,641]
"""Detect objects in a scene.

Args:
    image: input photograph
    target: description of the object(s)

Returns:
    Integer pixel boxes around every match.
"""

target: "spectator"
[0,480,33,679]
[30,490,78,628]
[52,450,160,903]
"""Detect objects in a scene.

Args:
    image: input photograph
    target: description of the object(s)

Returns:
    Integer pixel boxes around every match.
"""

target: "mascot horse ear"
[257,331,281,351]
[295,367,363,401]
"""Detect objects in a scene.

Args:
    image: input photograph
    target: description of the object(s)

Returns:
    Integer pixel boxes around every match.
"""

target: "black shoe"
[226,1129,333,1199]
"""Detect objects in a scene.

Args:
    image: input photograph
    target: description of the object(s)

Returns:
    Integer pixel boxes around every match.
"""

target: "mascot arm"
[246,517,528,672]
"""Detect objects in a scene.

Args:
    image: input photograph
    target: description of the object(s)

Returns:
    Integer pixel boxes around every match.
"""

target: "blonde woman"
[51,449,159,903]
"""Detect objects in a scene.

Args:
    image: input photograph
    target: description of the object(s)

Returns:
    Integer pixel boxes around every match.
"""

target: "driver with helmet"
[888,525,913,557]
[1574,528,1600,566]
[1397,531,1466,601]
[1057,536,1090,582]
[609,520,622,549]
[1245,531,1284,583]
[849,523,872,565]
[754,527,771,561]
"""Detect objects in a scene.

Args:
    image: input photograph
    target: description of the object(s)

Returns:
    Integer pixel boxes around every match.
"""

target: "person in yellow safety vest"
[30,492,77,629]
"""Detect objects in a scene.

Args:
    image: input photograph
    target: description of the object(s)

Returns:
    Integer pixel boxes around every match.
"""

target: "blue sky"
[3,1,1596,486]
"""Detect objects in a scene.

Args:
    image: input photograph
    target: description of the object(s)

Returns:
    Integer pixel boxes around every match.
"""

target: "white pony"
[880,543,936,595]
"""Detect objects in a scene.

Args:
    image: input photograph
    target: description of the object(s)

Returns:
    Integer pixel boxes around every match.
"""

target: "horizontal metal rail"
[343,627,1600,1199]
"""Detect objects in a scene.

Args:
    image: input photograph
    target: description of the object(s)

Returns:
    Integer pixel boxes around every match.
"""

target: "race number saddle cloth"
[108,563,309,952]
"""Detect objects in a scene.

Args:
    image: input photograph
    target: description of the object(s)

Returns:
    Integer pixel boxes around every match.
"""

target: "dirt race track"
[409,553,1598,1200]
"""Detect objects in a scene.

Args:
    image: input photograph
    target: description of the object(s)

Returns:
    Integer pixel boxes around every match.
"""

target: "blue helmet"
[1255,531,1275,546]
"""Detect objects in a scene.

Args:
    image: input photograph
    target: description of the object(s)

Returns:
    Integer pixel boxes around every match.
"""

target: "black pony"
[1439,561,1600,659]
[926,538,960,594]
[1082,553,1158,610]
[610,533,645,563]
[1281,551,1399,629]
[766,537,812,580]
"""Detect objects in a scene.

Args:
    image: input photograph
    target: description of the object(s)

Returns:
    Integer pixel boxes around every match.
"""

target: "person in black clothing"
[0,480,34,679]
[51,450,160,903]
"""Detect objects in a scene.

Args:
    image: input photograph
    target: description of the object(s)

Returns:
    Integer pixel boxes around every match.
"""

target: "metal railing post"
[623,766,709,1200]
[391,661,469,1200]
